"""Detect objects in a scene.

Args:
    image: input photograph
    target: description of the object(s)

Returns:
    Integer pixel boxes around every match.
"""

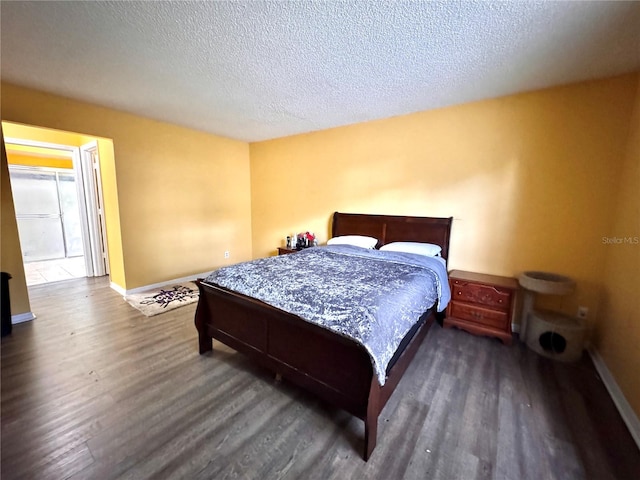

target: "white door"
[79,141,109,277]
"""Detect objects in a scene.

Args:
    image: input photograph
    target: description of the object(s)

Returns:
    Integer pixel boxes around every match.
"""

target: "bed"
[194,212,453,460]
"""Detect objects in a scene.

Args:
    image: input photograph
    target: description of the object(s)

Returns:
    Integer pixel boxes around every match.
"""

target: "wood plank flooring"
[2,277,639,479]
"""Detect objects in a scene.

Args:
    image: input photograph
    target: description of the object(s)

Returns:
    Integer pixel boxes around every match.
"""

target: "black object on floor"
[1,271,12,337]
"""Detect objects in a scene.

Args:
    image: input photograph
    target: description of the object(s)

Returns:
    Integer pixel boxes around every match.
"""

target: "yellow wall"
[4,122,87,146]
[6,152,73,169]
[5,142,74,169]
[595,75,640,417]
[1,83,252,290]
[251,74,638,327]
[1,129,31,316]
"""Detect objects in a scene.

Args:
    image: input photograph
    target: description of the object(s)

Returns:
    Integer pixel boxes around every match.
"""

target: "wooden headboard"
[331,212,453,261]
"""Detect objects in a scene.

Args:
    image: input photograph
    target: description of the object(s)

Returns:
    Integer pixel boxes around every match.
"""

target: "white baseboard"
[511,322,520,334]
[12,312,36,324]
[588,347,640,449]
[110,271,211,296]
[109,282,126,295]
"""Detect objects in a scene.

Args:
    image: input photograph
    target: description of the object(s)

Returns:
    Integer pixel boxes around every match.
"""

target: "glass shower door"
[9,167,84,263]
[58,172,84,257]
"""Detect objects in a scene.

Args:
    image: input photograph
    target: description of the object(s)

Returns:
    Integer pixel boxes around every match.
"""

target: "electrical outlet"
[224,251,230,259]
[577,306,588,319]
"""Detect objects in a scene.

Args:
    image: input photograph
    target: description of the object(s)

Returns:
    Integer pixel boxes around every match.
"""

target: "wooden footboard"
[194,279,435,460]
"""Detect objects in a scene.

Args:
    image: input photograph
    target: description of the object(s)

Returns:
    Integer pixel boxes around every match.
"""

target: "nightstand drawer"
[449,301,509,330]
[452,281,512,310]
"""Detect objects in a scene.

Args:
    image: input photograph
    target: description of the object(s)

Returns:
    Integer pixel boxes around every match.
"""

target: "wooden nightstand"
[444,270,518,345]
[277,247,298,255]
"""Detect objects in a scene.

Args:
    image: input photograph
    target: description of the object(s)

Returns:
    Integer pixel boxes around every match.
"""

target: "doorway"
[5,138,109,286]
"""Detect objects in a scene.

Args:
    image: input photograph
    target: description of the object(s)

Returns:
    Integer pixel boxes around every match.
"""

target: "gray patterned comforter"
[203,245,450,385]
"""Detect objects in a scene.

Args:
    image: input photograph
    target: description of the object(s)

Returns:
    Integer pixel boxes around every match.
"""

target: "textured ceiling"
[2,1,639,142]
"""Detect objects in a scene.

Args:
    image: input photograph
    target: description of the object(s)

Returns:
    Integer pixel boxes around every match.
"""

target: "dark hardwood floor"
[1,277,638,479]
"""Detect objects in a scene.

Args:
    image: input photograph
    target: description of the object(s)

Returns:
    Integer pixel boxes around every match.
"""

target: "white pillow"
[327,235,378,249]
[380,241,442,257]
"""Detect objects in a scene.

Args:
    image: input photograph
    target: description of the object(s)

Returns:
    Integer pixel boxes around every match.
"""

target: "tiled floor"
[24,256,87,286]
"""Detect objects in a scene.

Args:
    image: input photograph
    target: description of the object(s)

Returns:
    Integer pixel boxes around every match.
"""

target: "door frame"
[4,137,108,278]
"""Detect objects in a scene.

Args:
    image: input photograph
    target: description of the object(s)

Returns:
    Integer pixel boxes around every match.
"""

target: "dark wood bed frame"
[194,212,453,460]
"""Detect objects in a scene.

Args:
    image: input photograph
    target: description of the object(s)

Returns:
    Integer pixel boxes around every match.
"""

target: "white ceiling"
[2,1,639,142]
